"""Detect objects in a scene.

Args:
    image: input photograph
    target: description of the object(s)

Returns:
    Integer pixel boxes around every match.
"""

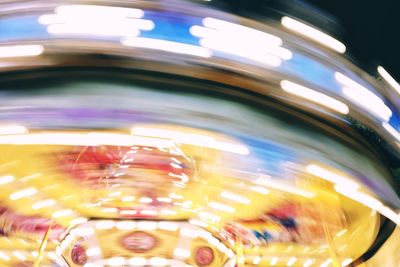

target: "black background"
[217,0,400,81]
[307,0,400,81]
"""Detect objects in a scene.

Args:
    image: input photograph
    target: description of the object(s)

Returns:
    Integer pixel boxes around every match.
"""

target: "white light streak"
[304,259,314,267]
[180,227,198,238]
[101,207,118,213]
[70,217,88,226]
[0,45,44,58]
[250,186,269,195]
[140,210,158,216]
[281,80,349,114]
[108,257,126,266]
[52,209,73,218]
[173,248,191,258]
[120,210,137,215]
[0,125,28,135]
[158,221,178,231]
[86,247,101,257]
[39,5,151,37]
[378,66,400,95]
[382,122,400,142]
[198,211,221,223]
[255,177,316,198]
[281,16,346,53]
[160,209,177,216]
[139,197,152,203]
[320,258,332,267]
[122,37,211,58]
[55,5,144,18]
[199,37,282,66]
[270,257,279,266]
[10,187,37,200]
[252,256,261,265]
[306,164,359,189]
[208,201,235,213]
[0,175,14,185]
[32,199,56,210]
[379,206,400,225]
[95,220,115,230]
[71,227,95,237]
[12,251,26,261]
[220,191,250,204]
[189,219,209,228]
[335,72,392,121]
[157,197,172,203]
[137,221,158,231]
[287,257,297,266]
[129,257,147,266]
[116,221,136,230]
[0,132,175,147]
[0,252,10,261]
[335,185,383,210]
[335,229,347,237]
[149,257,168,266]
[200,17,282,46]
[121,196,135,202]
[341,258,352,266]
[131,126,249,155]
[47,23,141,36]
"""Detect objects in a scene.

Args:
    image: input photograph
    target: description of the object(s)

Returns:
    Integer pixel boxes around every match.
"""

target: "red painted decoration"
[195,246,214,266]
[71,245,87,265]
[122,231,157,252]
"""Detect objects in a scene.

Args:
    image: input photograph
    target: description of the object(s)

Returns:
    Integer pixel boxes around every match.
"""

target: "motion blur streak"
[131,126,249,155]
[0,132,174,147]
[280,80,349,114]
[0,125,28,135]
[306,164,359,189]
[0,1,399,267]
[303,258,314,267]
[199,37,282,66]
[334,185,383,211]
[191,17,286,66]
[9,188,37,200]
[0,45,44,58]
[39,5,151,37]
[55,5,143,17]
[319,258,332,267]
[122,37,212,58]
[255,177,316,198]
[382,122,400,142]
[281,16,346,53]
[377,66,400,95]
[335,72,392,121]
[202,17,282,46]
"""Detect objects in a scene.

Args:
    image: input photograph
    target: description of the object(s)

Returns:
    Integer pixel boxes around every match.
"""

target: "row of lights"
[57,220,235,266]
[279,14,400,142]
[306,164,400,225]
[189,17,292,67]
[2,157,400,225]
[83,257,189,267]
[0,127,249,155]
[0,250,60,263]
[2,151,400,228]
[60,220,232,253]
[245,255,352,267]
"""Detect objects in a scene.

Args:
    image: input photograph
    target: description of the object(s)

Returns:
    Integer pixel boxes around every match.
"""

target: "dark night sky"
[306,0,400,81]
[218,0,400,81]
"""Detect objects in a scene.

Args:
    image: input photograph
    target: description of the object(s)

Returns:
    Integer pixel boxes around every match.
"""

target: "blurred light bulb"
[281,80,349,114]
[281,16,346,53]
